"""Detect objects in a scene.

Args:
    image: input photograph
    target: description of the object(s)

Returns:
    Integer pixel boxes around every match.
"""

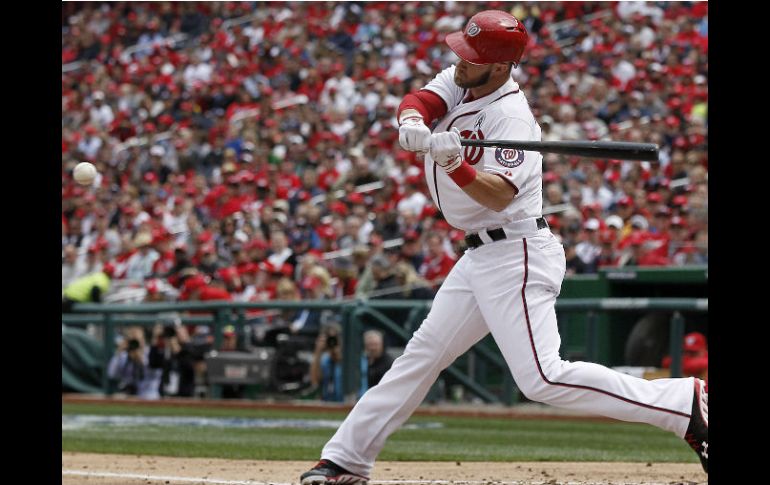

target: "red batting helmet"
[445,10,529,66]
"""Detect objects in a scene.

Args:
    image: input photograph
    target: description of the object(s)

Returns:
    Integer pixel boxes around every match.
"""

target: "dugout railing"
[62,298,707,405]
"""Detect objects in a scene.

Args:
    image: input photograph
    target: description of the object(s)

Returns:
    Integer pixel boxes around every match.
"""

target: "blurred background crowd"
[62,1,707,399]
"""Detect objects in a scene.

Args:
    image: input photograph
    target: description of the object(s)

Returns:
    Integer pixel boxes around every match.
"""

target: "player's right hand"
[429,127,463,173]
[398,115,431,153]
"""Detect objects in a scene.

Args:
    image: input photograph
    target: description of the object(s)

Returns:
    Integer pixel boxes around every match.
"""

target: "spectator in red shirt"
[596,229,620,268]
[419,232,455,289]
[662,331,708,380]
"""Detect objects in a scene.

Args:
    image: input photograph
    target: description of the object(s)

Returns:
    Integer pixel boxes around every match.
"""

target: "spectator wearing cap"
[661,331,708,380]
[88,91,115,129]
[614,195,636,235]
[151,230,177,275]
[320,63,357,115]
[620,232,670,267]
[189,274,233,302]
[604,215,624,236]
[125,232,160,282]
[619,214,651,250]
[82,240,109,275]
[574,219,602,274]
[419,233,456,288]
[196,241,221,276]
[217,266,244,295]
[287,214,322,256]
[244,238,270,264]
[596,229,620,268]
[144,279,170,302]
[644,191,665,216]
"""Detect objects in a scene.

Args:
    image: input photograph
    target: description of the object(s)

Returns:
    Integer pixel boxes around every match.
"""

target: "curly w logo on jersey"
[460,129,485,165]
[494,147,525,168]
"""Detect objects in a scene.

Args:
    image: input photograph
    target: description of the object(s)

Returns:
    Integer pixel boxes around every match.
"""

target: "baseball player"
[301,11,708,484]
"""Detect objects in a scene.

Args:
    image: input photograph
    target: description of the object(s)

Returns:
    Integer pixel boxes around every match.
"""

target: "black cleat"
[684,379,708,473]
[300,459,369,485]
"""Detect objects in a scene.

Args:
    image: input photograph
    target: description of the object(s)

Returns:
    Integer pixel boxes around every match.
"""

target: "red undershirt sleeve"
[397,90,448,126]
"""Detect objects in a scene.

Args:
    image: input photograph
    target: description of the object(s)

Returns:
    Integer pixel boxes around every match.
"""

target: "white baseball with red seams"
[319,65,695,477]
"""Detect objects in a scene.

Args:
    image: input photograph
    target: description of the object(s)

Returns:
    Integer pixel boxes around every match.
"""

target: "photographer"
[107,327,162,400]
[148,318,196,398]
[310,322,344,402]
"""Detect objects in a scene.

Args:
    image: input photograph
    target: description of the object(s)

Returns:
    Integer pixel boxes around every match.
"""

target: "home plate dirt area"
[62,453,707,485]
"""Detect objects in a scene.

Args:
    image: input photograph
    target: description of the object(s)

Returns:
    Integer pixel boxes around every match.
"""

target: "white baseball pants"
[322,229,695,477]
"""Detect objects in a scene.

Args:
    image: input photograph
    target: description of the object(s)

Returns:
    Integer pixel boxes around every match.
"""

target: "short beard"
[454,68,492,89]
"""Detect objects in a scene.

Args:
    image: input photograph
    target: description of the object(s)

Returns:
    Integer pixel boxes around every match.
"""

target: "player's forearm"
[397,90,447,125]
[456,170,517,212]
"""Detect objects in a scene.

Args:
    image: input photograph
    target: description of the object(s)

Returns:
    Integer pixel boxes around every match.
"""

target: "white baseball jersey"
[423,65,543,232]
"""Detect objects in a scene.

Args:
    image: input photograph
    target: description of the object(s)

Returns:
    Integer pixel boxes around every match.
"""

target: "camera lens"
[326,335,338,348]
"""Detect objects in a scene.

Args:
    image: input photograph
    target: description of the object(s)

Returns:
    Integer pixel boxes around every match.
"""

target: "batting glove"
[430,128,463,173]
[398,115,431,153]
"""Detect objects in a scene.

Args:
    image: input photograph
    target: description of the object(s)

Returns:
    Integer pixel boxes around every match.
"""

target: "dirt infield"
[62,453,707,485]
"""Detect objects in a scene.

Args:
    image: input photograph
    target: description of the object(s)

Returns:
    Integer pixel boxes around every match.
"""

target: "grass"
[61,402,698,464]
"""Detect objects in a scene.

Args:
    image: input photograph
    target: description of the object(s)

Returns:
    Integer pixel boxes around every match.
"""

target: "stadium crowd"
[62,1,708,316]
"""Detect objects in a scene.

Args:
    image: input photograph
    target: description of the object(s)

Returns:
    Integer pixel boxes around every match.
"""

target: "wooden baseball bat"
[460,139,659,161]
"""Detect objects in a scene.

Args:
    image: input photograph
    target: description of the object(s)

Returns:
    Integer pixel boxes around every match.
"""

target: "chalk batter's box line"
[62,469,673,485]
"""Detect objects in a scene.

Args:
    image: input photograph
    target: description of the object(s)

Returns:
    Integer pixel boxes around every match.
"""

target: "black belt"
[464,217,548,249]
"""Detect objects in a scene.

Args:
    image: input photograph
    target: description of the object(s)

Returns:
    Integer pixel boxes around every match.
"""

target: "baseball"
[73,162,97,186]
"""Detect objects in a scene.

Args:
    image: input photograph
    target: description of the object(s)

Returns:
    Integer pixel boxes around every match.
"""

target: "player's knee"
[515,358,566,403]
[516,378,551,403]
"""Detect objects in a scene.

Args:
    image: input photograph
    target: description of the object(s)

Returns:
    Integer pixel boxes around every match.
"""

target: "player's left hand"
[430,127,463,172]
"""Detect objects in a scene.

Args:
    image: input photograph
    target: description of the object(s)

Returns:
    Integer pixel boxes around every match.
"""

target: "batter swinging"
[301,10,708,484]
